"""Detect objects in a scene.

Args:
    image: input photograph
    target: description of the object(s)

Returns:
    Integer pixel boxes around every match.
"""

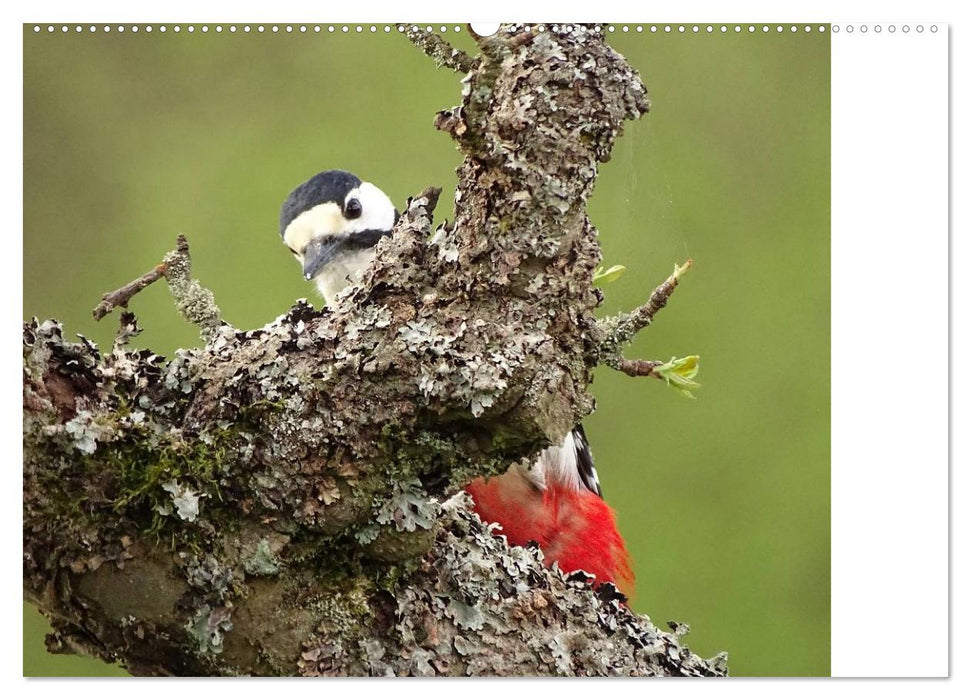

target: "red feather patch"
[466,471,634,598]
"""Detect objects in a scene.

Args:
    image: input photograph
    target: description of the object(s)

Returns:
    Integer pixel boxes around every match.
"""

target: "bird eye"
[344,198,362,220]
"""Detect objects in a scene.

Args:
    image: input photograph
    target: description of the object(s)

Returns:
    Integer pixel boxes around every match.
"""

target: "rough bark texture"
[23,24,726,676]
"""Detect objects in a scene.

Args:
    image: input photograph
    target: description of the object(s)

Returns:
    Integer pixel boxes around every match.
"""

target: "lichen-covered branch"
[93,234,227,343]
[402,24,474,73]
[159,235,226,341]
[24,25,722,676]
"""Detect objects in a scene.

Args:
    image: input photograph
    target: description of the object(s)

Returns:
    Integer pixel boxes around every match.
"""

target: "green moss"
[96,422,244,540]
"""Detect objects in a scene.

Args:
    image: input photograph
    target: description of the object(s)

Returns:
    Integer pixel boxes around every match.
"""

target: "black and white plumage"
[522,424,603,498]
[280,170,602,501]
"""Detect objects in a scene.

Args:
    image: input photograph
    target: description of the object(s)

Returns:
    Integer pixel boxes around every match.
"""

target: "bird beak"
[302,237,345,280]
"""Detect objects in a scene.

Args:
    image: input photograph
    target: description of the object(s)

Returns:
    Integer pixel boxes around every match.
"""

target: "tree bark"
[23,23,726,676]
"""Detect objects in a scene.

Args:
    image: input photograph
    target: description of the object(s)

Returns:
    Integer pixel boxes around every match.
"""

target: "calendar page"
[20,17,948,680]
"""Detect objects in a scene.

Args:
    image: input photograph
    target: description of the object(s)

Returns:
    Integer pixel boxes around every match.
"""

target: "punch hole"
[469,23,500,37]
[931,25,938,32]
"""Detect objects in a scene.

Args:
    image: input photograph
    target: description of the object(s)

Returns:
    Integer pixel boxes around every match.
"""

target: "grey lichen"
[187,604,234,655]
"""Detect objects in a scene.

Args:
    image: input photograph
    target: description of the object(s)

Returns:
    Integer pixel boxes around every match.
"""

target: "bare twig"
[402,24,474,73]
[92,265,166,320]
[614,358,661,378]
[597,260,693,376]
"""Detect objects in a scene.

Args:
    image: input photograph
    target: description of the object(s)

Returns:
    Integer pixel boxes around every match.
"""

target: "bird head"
[280,170,398,305]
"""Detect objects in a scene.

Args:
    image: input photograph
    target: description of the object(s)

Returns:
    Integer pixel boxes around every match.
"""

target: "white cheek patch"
[344,182,397,233]
[283,201,343,252]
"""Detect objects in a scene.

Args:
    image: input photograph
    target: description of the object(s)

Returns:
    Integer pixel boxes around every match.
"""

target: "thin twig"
[615,358,661,378]
[92,265,166,320]
[597,260,693,377]
[93,234,227,341]
[402,24,474,73]
[615,259,692,345]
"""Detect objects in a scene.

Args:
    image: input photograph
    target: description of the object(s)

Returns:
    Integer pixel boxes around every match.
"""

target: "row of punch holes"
[32,23,939,35]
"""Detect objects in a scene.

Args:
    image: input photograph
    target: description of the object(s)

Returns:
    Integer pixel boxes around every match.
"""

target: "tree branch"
[24,25,722,676]
[402,24,474,73]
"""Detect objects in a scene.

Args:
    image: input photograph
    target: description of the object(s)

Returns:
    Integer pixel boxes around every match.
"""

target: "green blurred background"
[23,24,830,676]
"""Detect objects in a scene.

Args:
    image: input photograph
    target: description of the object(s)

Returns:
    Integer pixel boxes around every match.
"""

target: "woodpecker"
[280,170,634,596]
